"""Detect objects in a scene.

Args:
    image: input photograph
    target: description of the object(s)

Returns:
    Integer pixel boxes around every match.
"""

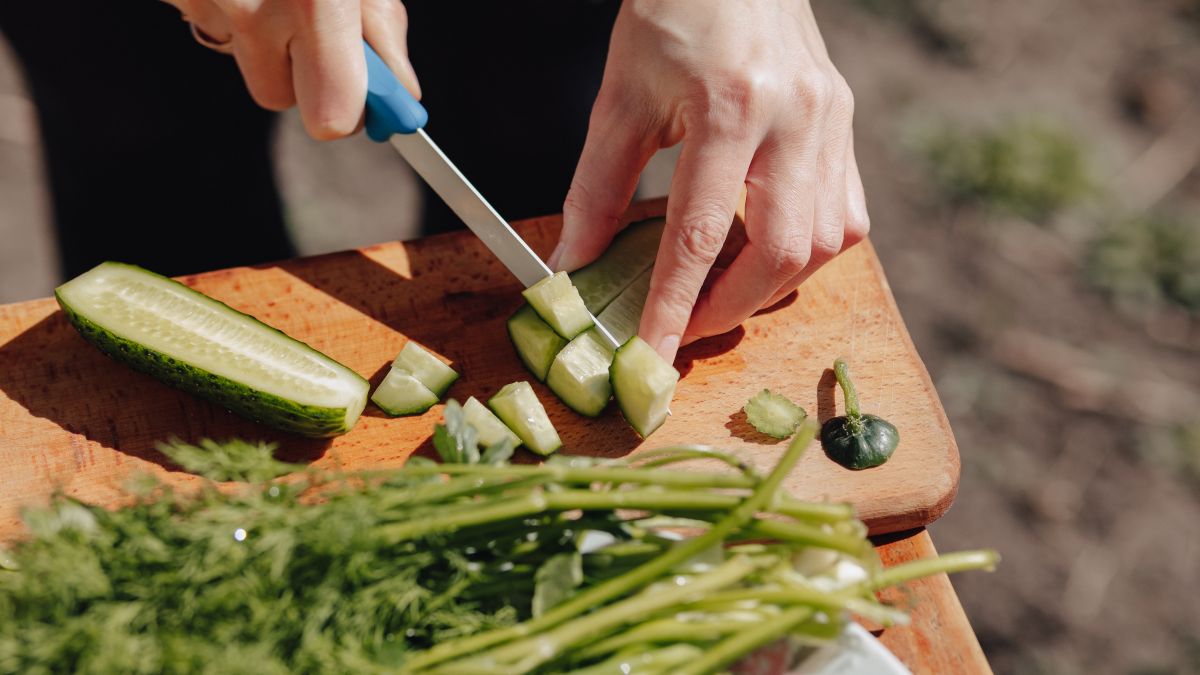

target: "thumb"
[553,93,655,271]
[363,0,421,99]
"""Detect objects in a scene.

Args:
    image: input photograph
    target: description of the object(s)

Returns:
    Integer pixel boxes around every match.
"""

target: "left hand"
[163,0,420,140]
[549,0,870,363]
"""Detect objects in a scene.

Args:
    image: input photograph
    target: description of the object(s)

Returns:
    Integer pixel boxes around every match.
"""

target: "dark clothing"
[0,1,619,279]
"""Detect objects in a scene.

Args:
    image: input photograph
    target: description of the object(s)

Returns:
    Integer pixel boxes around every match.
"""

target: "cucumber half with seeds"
[610,336,679,438]
[55,262,368,437]
[462,396,521,449]
[488,381,562,456]
[392,341,458,397]
[570,217,665,312]
[371,370,439,416]
[523,271,593,340]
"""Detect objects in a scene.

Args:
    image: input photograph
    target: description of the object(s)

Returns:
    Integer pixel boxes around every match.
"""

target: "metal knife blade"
[388,129,620,348]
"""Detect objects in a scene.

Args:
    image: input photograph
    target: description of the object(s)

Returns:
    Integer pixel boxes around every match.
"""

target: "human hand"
[163,0,419,139]
[551,0,869,363]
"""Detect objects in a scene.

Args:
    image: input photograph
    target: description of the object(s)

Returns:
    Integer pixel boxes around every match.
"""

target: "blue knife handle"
[363,41,427,142]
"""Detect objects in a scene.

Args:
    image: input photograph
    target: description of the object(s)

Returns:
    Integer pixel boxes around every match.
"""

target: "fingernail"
[656,334,681,362]
[547,242,566,271]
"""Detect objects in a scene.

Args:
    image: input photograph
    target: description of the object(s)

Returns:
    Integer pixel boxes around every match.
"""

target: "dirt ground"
[3,2,1200,673]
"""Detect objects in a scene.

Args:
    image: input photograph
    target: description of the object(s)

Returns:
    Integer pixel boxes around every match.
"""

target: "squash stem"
[833,358,864,433]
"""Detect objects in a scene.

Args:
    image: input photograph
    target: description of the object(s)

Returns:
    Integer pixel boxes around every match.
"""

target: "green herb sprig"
[0,416,992,675]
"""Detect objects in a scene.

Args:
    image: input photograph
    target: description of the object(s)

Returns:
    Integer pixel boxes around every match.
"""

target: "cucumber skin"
[56,290,365,438]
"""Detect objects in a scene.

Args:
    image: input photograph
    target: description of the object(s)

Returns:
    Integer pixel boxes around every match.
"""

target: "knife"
[361,43,620,349]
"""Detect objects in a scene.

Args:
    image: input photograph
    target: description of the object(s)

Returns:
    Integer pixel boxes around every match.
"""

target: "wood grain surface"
[873,529,993,674]
[0,198,959,539]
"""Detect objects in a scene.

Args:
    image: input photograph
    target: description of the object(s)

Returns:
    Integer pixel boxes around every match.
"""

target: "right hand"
[162,0,420,139]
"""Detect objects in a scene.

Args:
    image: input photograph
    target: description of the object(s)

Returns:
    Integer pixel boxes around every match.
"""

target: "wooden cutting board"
[0,199,958,539]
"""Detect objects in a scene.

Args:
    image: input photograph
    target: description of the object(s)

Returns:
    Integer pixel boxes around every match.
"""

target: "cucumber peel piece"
[610,336,679,438]
[523,271,593,339]
[462,396,521,449]
[371,370,438,416]
[55,262,368,437]
[743,389,807,439]
[392,341,458,397]
[508,305,568,381]
[488,381,562,456]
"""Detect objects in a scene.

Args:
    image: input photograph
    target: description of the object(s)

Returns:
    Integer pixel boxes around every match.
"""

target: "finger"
[226,8,295,112]
[639,136,755,362]
[172,0,231,40]
[686,144,818,339]
[842,134,871,250]
[363,0,421,99]
[289,0,365,140]
[552,89,657,271]
[768,129,864,307]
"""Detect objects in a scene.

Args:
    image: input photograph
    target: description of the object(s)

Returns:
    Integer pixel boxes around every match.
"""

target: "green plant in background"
[920,121,1092,221]
[1138,420,1200,486]
[1085,214,1200,315]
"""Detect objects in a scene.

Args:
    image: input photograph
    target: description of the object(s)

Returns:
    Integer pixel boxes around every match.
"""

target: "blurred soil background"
[3,2,1200,673]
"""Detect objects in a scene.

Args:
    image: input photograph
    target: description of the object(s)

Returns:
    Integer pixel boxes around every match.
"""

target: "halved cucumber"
[543,267,653,416]
[508,218,664,382]
[610,336,679,438]
[462,396,521,449]
[507,305,568,381]
[570,217,665,312]
[488,381,562,456]
[594,265,652,346]
[545,330,614,417]
[523,271,593,339]
[392,341,458,397]
[55,262,368,437]
[371,370,439,416]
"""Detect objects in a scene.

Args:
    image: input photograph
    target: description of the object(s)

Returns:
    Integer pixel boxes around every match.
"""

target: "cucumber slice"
[523,271,593,339]
[507,305,568,381]
[488,381,562,456]
[55,262,368,438]
[371,369,439,416]
[462,396,521,449]
[610,336,679,438]
[392,341,458,397]
[546,330,614,417]
[571,217,665,312]
[743,389,807,439]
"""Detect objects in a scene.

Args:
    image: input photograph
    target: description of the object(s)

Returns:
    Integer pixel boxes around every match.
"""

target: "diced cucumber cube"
[463,396,521,449]
[610,336,679,438]
[371,370,439,416]
[523,271,593,339]
[393,341,458,397]
[488,381,562,456]
[508,305,568,381]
